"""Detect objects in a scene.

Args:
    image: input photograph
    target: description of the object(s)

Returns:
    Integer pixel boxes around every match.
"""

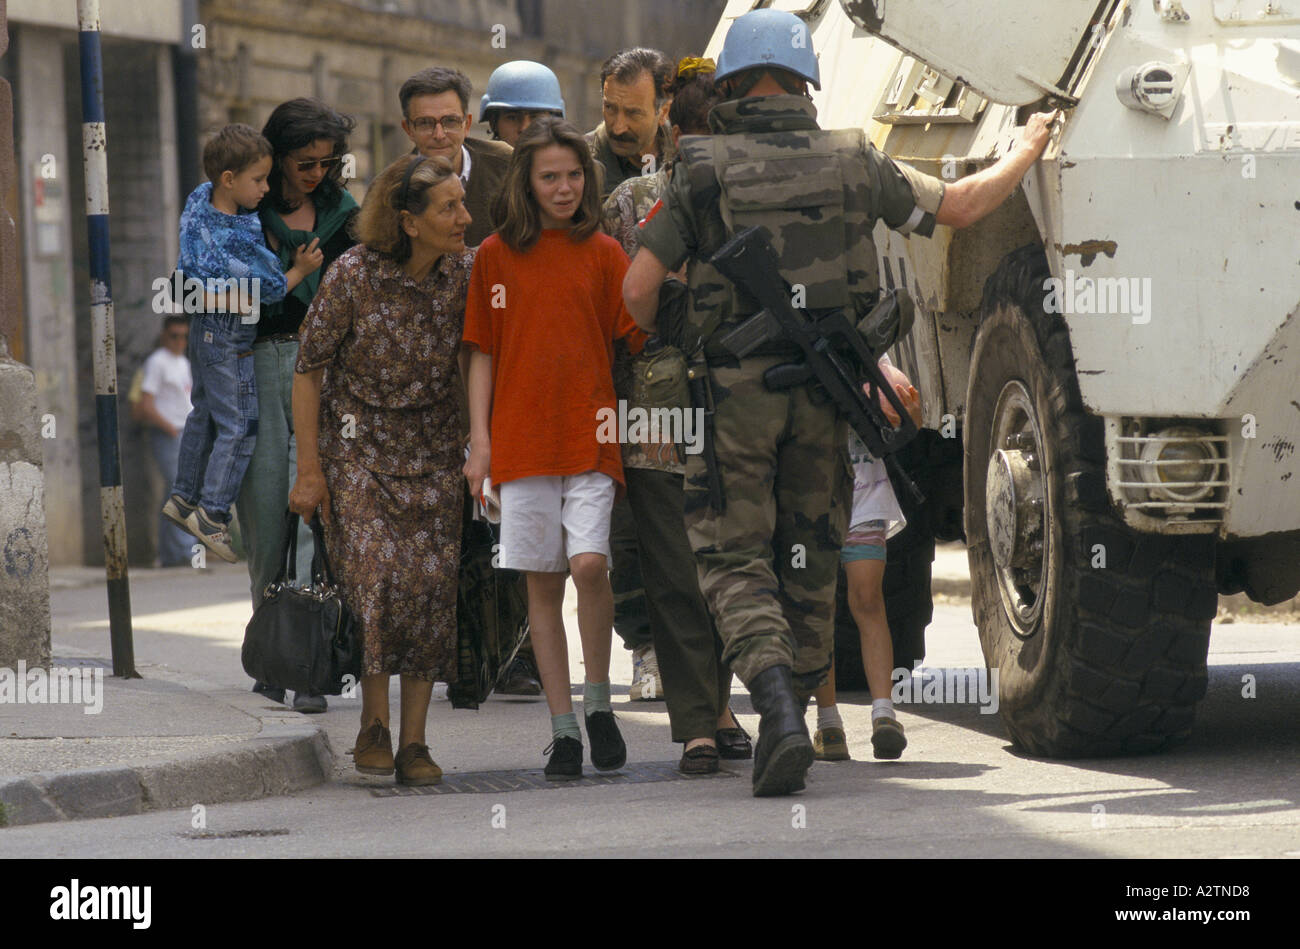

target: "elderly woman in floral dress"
[290,154,473,786]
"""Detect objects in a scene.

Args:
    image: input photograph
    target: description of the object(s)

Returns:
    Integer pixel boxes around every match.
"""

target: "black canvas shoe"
[543,736,583,781]
[584,710,627,771]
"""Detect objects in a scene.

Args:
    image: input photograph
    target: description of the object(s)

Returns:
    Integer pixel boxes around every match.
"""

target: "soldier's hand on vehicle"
[289,466,331,523]
[1019,109,1060,159]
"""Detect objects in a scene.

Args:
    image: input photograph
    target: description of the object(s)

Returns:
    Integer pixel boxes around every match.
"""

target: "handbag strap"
[275,509,300,585]
[306,514,339,588]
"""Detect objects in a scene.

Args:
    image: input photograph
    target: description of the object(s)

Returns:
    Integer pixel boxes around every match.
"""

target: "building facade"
[6,0,724,567]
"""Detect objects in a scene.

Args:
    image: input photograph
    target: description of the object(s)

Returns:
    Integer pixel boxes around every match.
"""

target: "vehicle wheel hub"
[985,381,1048,637]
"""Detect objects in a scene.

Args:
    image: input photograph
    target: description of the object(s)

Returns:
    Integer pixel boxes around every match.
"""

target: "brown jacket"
[464,136,513,247]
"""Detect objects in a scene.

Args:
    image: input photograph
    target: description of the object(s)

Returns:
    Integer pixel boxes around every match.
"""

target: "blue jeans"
[149,428,195,566]
[173,314,259,519]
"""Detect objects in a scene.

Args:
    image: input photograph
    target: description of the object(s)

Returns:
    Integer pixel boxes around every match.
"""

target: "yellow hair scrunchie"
[676,57,717,79]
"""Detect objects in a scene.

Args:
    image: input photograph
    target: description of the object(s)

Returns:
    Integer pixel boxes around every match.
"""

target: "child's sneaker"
[543,736,583,781]
[186,506,239,563]
[871,717,907,760]
[813,726,850,761]
[584,711,627,771]
[162,494,197,536]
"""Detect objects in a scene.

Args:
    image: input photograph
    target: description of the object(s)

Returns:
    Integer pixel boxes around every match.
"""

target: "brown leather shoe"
[395,742,443,786]
[353,718,394,775]
[679,743,720,775]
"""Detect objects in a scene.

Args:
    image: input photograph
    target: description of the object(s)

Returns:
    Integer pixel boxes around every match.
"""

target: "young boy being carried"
[163,124,321,561]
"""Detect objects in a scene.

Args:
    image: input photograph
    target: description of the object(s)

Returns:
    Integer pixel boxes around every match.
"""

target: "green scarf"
[261,189,358,310]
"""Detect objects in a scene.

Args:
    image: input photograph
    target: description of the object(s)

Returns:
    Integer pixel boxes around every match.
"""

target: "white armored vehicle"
[705,0,1300,756]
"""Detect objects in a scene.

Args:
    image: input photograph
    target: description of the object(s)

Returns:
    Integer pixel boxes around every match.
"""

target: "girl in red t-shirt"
[462,117,643,781]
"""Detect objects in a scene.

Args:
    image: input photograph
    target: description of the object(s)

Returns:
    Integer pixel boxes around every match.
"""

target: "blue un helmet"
[714,8,821,91]
[478,60,566,121]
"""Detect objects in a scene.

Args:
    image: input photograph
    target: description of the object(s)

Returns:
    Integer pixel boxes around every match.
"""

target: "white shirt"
[846,354,905,536]
[140,348,192,431]
[460,144,472,184]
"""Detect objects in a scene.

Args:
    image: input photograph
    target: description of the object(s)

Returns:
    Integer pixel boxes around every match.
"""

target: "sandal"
[679,743,720,775]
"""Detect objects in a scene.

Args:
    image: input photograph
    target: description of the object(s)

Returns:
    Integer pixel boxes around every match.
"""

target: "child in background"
[163,124,320,562]
[462,117,643,780]
[812,357,922,761]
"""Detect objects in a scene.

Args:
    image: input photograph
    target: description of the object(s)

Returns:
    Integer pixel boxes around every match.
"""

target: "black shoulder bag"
[242,511,361,695]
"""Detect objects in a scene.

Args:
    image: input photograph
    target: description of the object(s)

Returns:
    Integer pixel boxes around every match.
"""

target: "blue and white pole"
[76,0,136,678]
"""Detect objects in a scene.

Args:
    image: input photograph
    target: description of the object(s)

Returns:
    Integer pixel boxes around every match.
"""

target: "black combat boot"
[748,664,813,797]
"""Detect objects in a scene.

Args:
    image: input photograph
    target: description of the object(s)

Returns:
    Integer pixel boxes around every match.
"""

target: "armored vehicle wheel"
[964,245,1216,757]
[833,435,942,694]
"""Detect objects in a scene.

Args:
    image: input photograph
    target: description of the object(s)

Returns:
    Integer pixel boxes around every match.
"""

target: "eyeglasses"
[410,115,465,134]
[293,157,341,172]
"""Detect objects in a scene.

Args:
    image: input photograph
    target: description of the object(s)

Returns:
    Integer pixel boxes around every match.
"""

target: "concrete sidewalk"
[1,564,332,828]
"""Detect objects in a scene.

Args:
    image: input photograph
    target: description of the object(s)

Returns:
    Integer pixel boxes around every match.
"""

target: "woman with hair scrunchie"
[239,98,359,714]
[290,155,474,786]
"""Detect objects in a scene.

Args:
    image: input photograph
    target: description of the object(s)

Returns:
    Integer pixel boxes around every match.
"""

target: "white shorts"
[498,471,616,572]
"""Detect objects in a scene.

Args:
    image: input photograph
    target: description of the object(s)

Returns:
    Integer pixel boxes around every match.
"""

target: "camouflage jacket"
[601,166,671,257]
[636,94,946,360]
[600,166,683,475]
[587,122,675,199]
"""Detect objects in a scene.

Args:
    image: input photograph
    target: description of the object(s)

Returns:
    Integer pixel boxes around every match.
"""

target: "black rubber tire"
[833,434,940,694]
[965,245,1216,757]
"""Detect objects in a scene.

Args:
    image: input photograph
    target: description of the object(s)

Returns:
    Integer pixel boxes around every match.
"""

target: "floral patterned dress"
[296,245,473,681]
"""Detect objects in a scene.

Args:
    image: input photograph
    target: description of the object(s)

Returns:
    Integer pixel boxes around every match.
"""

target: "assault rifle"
[709,225,924,505]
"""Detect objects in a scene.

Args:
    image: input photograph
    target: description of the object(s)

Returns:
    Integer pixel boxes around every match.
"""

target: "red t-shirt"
[462,228,645,487]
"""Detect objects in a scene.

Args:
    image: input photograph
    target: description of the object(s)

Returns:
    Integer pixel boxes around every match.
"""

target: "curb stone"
[0,656,334,828]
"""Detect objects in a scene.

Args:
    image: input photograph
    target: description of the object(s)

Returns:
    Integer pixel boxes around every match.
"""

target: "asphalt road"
[7,561,1297,859]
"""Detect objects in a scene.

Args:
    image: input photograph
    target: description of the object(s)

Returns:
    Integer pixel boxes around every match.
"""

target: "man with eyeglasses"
[400,67,512,247]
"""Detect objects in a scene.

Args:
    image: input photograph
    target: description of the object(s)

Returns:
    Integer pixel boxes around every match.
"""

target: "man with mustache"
[585,47,678,702]
[587,48,675,200]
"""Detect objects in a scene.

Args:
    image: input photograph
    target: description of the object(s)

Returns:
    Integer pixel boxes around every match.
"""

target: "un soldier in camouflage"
[600,60,753,772]
[625,8,1056,796]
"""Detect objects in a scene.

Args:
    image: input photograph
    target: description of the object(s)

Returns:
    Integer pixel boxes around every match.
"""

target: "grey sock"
[817,703,843,730]
[872,698,896,722]
[551,712,580,742]
[583,679,611,715]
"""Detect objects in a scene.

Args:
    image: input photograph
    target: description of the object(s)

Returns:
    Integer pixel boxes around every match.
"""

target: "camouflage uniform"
[636,93,945,696]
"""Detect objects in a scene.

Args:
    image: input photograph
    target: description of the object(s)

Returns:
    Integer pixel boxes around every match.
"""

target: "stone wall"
[0,0,52,668]
[196,0,726,189]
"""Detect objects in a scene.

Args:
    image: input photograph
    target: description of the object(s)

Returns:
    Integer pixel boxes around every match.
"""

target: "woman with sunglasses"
[237,98,359,713]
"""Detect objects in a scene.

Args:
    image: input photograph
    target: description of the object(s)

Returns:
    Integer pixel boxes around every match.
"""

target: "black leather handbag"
[241,511,361,696]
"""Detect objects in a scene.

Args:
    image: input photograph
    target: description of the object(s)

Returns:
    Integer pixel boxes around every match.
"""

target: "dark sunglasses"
[293,156,341,172]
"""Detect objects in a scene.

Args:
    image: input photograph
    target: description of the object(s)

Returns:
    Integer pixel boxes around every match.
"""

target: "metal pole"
[75,0,136,678]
